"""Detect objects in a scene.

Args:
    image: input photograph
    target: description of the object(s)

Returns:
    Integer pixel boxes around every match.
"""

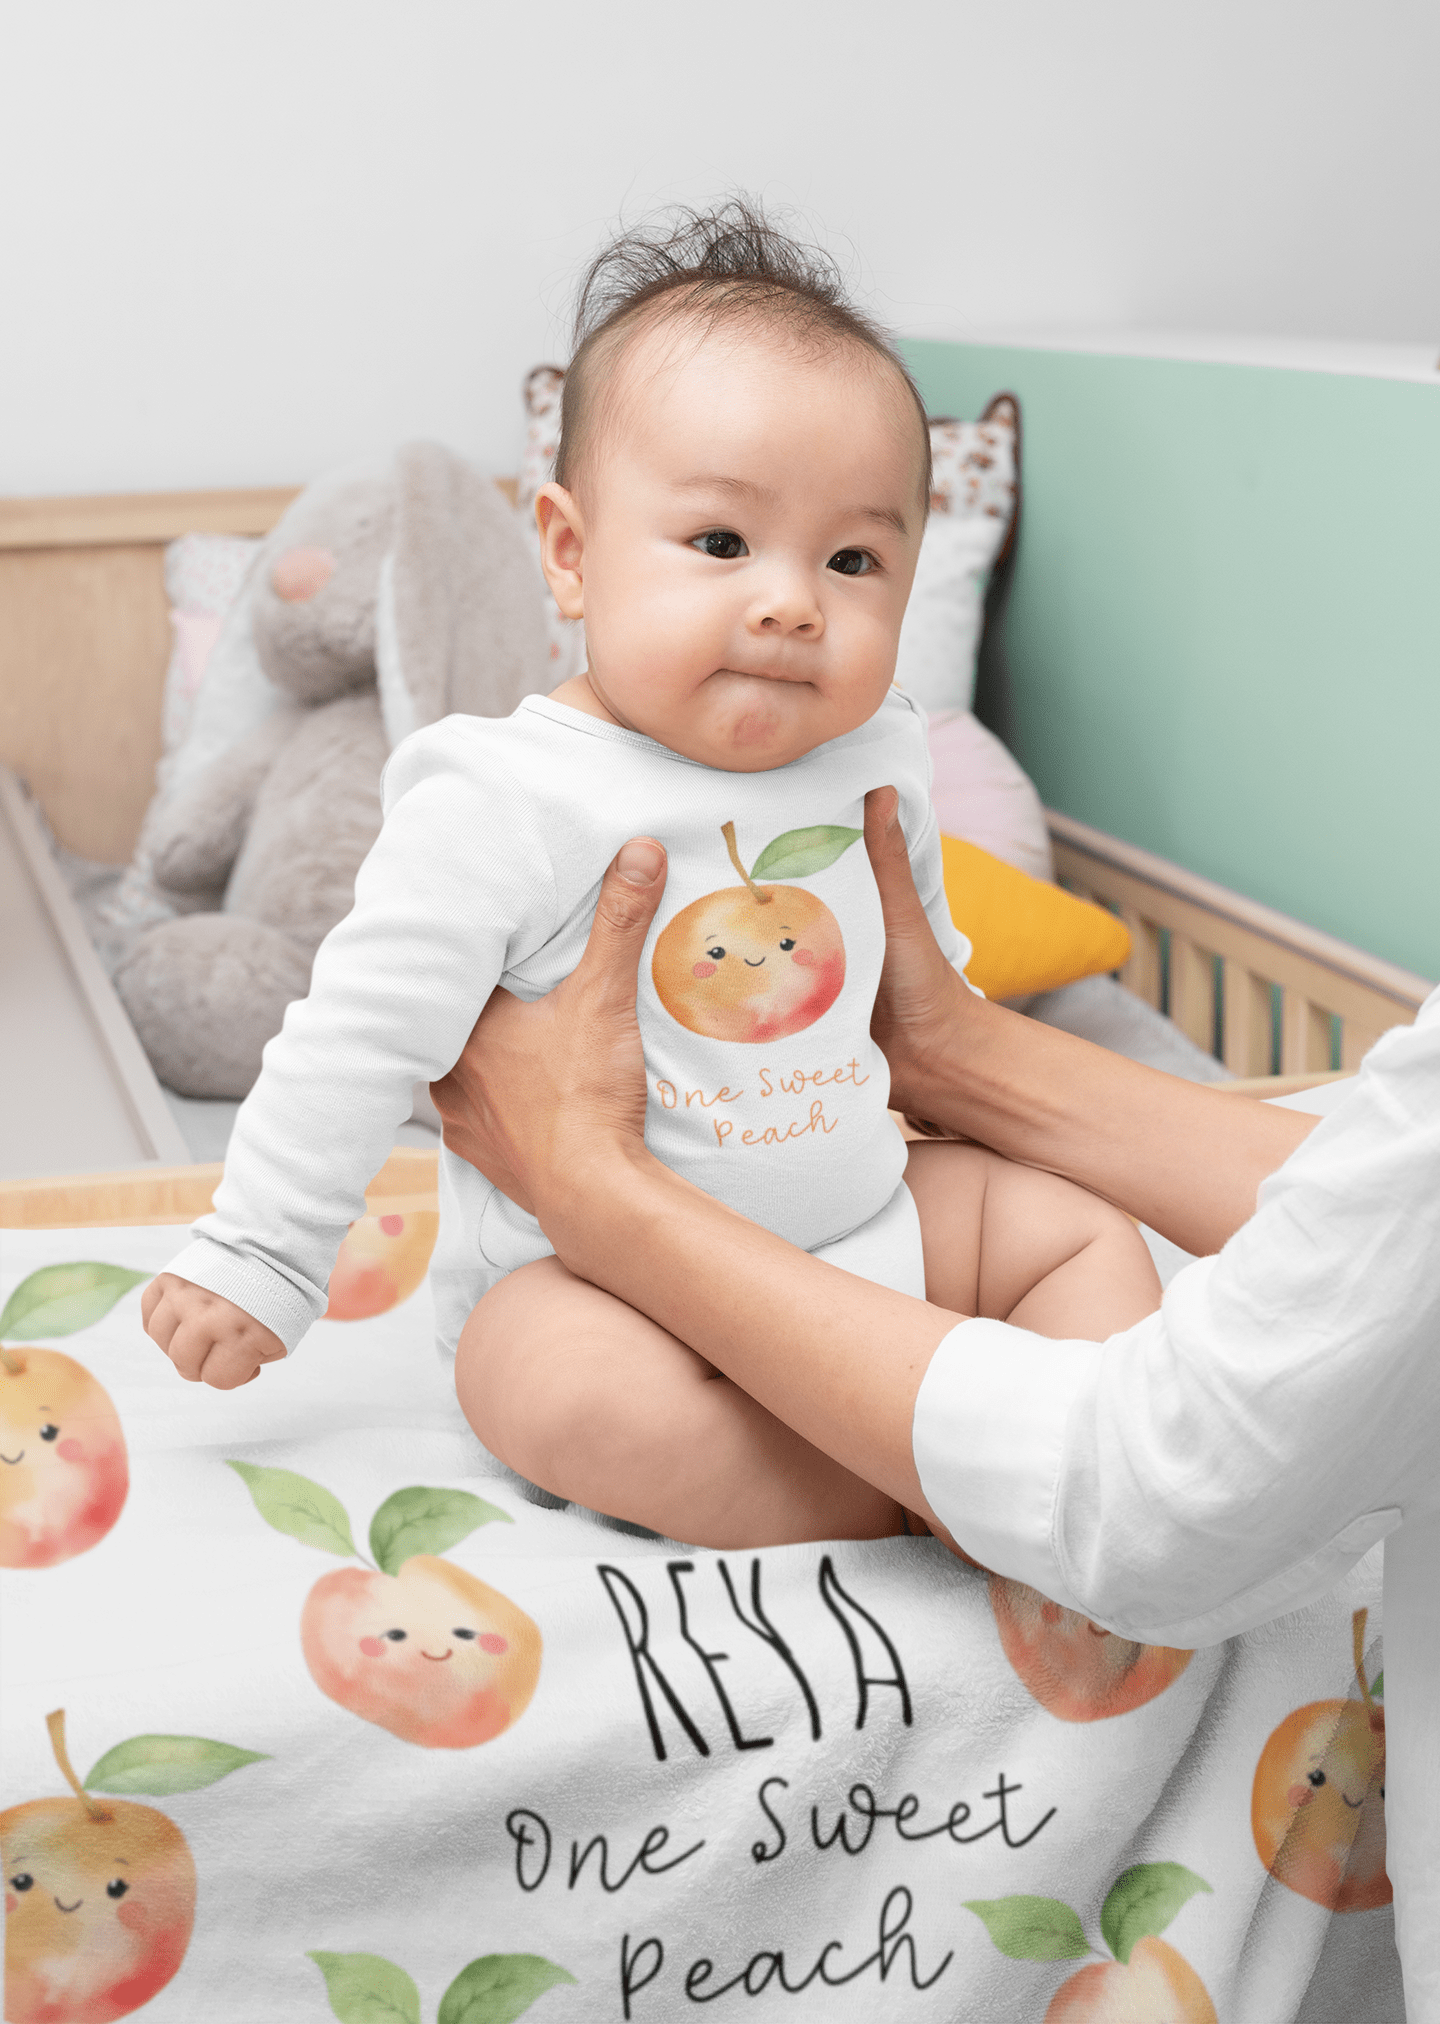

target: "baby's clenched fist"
[142,1274,286,1390]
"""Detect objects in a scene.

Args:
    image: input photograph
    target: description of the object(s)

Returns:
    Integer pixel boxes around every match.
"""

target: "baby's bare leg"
[455,1257,912,1549]
[905,1140,1161,1338]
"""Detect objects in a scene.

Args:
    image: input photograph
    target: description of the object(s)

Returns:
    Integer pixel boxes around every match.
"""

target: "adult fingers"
[570,838,668,1017]
[864,787,933,948]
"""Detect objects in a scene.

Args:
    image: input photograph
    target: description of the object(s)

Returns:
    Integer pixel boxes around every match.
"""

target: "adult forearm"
[896,991,1314,1258]
[547,1148,958,1521]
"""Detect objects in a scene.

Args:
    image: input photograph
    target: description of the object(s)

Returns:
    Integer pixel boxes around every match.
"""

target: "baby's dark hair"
[555,197,931,505]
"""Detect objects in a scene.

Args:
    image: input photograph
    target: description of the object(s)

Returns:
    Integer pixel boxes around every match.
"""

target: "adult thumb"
[576,837,668,1007]
[863,786,927,937]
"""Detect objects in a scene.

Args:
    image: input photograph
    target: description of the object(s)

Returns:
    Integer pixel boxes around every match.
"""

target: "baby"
[143,202,1160,1544]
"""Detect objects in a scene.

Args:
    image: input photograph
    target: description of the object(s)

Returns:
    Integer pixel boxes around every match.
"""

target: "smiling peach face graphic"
[1251,1611,1389,1912]
[0,1711,244,2024]
[652,821,858,1044]
[300,1555,542,1749]
[3,1793,194,2024]
[0,1349,128,1570]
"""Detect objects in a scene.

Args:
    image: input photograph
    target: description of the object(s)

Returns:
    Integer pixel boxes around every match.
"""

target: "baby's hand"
[141,1274,286,1390]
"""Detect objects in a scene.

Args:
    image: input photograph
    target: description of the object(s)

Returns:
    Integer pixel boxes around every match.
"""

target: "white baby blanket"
[1,1225,1402,2023]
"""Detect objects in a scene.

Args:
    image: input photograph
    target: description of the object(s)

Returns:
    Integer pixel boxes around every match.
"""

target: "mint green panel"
[903,339,1440,979]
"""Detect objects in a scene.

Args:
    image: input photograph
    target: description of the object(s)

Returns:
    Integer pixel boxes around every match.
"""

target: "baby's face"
[539,324,925,771]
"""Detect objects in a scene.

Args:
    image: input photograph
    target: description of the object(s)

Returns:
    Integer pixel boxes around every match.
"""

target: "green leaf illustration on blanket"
[652,821,859,1043]
[966,1861,1215,2020]
[1252,1606,1389,1912]
[988,1574,1193,1720]
[1,1707,266,2023]
[308,1946,575,2023]
[1,1262,145,1570]
[227,1463,541,1749]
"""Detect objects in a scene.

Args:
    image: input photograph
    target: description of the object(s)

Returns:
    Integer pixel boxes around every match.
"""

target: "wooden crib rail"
[1048,810,1433,1077]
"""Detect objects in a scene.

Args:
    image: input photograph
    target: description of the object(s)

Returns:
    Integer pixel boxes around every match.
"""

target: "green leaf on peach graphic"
[307,1950,421,2024]
[369,1486,513,1576]
[962,1896,1091,1962]
[85,1734,269,1795]
[438,1954,577,2024]
[1099,1863,1212,1965]
[749,825,862,882]
[0,1261,149,1341]
[228,1460,357,1557]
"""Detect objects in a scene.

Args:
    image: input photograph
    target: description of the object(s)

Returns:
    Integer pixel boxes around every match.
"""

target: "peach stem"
[1352,1608,1375,1707]
[721,822,771,905]
[46,1709,110,1822]
[0,1344,24,1376]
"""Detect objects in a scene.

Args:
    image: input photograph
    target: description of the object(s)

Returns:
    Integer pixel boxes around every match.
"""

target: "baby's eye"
[106,1878,130,1900]
[9,1872,34,1892]
[39,1424,59,1442]
[452,1627,478,1640]
[827,548,874,576]
[705,946,726,961]
[779,938,796,951]
[692,529,748,560]
[381,1628,408,1643]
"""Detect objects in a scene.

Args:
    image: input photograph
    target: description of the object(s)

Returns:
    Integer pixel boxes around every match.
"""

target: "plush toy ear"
[377,442,552,746]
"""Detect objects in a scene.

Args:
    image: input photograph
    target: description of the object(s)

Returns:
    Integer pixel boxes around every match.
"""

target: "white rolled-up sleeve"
[912,986,1440,2010]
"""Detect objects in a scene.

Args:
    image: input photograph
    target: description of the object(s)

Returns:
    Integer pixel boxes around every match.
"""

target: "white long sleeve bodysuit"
[168,690,969,1355]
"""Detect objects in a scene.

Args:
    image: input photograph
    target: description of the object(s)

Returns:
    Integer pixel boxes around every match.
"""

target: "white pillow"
[893,402,1019,714]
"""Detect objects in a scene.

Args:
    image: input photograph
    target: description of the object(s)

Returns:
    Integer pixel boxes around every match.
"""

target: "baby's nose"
[750,572,823,638]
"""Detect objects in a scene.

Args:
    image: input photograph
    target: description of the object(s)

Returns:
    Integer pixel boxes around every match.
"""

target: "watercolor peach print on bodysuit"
[653,822,858,1044]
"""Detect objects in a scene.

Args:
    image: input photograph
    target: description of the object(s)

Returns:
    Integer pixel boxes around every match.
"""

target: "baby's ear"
[535,483,586,620]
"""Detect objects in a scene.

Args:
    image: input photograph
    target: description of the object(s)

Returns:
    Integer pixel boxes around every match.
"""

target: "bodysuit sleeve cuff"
[162,1235,324,1354]
[911,1316,1099,1606]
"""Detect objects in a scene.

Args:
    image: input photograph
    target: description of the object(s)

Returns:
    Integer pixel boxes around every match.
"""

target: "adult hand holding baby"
[430,833,669,1220]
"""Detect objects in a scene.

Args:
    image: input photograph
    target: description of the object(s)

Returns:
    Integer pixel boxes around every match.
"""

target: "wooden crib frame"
[1048,811,1431,1090]
[0,485,1432,1226]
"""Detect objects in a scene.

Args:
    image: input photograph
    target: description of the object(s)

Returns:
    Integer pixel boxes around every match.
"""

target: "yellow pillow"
[941,833,1131,1000]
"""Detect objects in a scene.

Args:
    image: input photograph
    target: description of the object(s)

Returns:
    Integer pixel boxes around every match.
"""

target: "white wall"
[3,0,1436,495]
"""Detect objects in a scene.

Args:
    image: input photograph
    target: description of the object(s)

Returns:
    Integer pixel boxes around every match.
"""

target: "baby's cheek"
[692,962,717,979]
[790,949,818,969]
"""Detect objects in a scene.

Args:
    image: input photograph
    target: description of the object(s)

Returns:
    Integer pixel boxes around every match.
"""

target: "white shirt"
[913,988,1440,2012]
[169,691,967,1356]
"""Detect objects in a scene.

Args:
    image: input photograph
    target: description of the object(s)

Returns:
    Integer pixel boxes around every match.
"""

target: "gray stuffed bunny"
[115,443,550,1098]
